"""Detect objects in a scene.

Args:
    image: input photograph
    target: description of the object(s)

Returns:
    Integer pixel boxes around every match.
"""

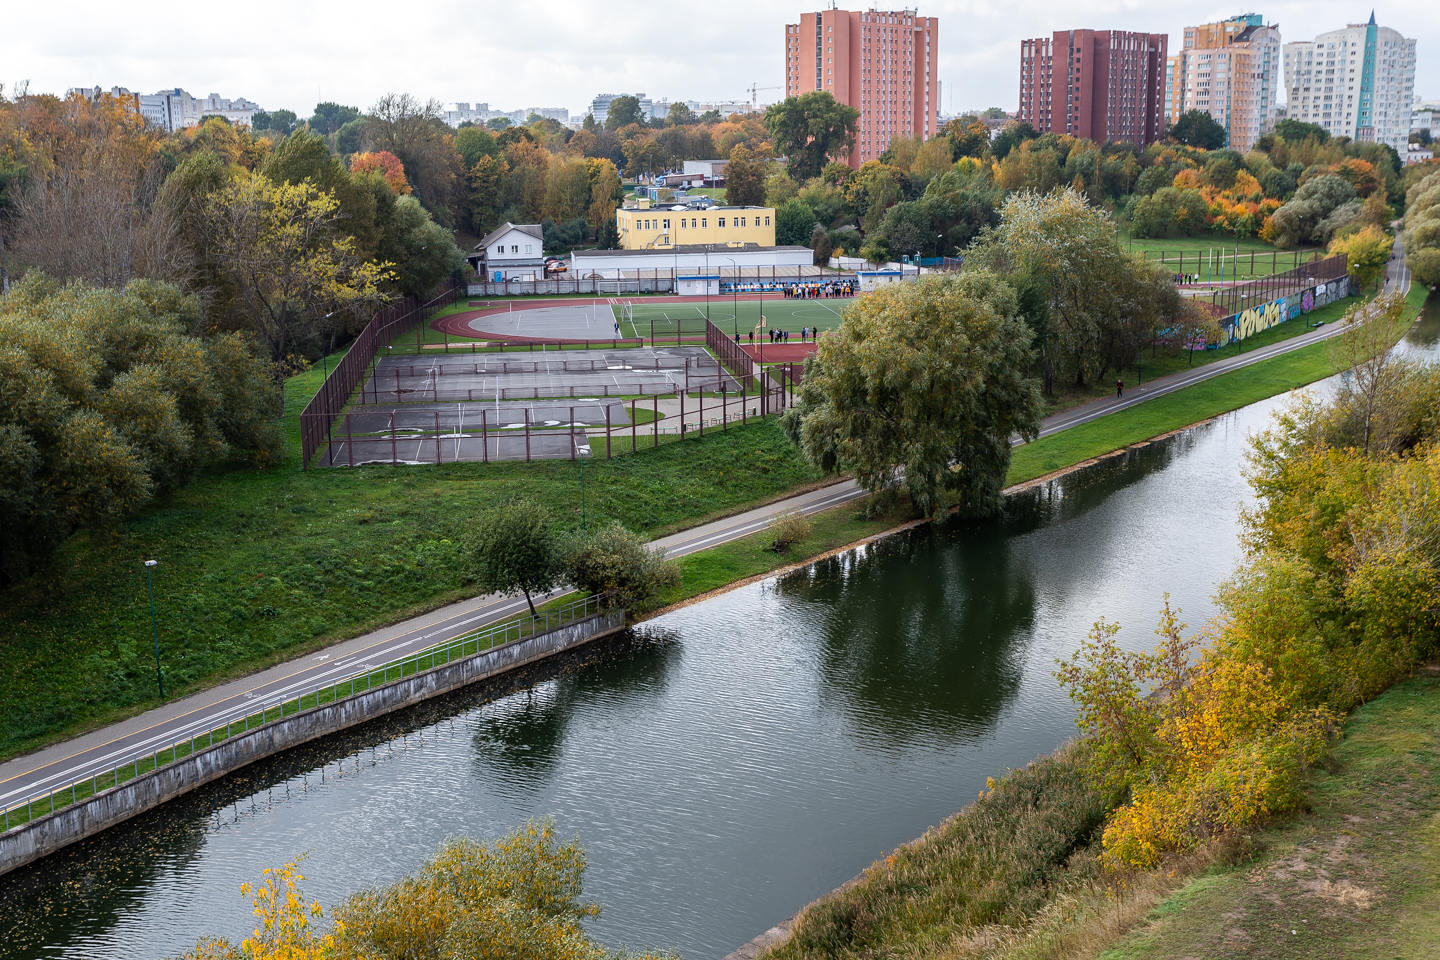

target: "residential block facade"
[1166,14,1282,153]
[783,8,940,168]
[1018,29,1168,147]
[616,204,775,250]
[1283,13,1417,153]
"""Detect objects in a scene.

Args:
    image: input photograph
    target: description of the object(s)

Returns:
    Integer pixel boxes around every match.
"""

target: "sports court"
[364,346,738,403]
[448,301,626,341]
[619,296,853,341]
[324,430,587,467]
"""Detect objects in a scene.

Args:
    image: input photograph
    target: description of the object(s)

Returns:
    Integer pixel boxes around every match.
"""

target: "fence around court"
[299,282,464,468]
[1140,245,1320,282]
[312,323,797,467]
[359,354,732,405]
[1196,253,1350,319]
[1,594,609,835]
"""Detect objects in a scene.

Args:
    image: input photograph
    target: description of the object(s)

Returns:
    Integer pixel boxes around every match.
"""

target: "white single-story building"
[467,222,546,280]
[569,244,817,294]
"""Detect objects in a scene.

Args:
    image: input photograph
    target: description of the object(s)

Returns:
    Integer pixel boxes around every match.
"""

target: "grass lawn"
[1098,669,1440,960]
[0,365,824,761]
[0,282,1422,764]
[1121,233,1324,281]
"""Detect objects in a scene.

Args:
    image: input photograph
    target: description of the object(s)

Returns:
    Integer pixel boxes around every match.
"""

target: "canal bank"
[0,390,1276,959]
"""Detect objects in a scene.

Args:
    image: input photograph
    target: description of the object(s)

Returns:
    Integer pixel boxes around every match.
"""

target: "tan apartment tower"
[1018,29,1168,147]
[784,8,940,168]
[1165,14,1281,153]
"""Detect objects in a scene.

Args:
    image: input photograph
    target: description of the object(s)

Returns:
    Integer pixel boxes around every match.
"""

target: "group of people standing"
[736,327,818,345]
[1172,272,1202,285]
[785,281,852,299]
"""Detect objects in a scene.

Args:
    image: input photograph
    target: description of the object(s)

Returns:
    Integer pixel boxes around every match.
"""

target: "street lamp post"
[704,247,711,322]
[144,560,164,698]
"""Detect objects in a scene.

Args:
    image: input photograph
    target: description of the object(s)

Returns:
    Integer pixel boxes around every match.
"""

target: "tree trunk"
[0,218,10,295]
[523,588,537,617]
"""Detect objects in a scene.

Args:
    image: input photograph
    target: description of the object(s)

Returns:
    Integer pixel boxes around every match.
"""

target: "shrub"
[768,510,813,553]
[565,521,679,615]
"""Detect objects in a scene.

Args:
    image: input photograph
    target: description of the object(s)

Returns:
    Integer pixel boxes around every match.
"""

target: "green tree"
[469,499,566,616]
[250,109,297,135]
[566,523,679,614]
[667,101,695,126]
[764,91,859,182]
[1169,109,1227,150]
[775,197,816,245]
[605,95,643,132]
[455,125,500,169]
[307,101,360,136]
[1403,169,1440,288]
[1273,118,1331,144]
[809,222,833,265]
[783,271,1042,516]
[968,188,1143,393]
[376,194,464,296]
[990,121,1037,160]
[724,144,765,206]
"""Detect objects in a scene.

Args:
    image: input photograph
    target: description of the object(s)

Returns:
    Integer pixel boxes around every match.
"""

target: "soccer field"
[617,297,854,339]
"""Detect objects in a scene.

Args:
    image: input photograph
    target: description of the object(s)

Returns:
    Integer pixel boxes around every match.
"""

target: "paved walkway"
[0,247,1415,813]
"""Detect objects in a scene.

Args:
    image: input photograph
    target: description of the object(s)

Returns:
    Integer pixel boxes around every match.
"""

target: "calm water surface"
[6,296,1437,960]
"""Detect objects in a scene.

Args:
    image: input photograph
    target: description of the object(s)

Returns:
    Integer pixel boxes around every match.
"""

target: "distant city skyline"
[4,1,1436,120]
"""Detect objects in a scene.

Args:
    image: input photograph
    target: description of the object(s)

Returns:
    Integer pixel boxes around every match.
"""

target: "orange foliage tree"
[349,150,410,195]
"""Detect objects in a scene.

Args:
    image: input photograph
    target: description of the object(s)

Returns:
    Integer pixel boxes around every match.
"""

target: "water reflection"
[3,389,1292,960]
[472,631,682,788]
[776,526,1032,747]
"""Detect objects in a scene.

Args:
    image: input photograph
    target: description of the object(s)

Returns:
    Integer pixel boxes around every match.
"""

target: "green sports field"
[1121,235,1324,281]
[616,297,854,339]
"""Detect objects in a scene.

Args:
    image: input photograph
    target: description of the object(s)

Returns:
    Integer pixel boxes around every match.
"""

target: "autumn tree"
[1329,224,1392,291]
[469,499,567,616]
[764,91,859,181]
[783,270,1042,516]
[349,150,410,195]
[201,173,391,363]
[364,93,463,224]
[724,144,766,206]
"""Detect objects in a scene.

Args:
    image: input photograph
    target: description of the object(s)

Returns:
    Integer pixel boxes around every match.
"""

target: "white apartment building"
[67,86,261,131]
[1283,13,1417,152]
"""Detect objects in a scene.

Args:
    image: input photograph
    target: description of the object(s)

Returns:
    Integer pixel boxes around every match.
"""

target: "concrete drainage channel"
[0,606,625,876]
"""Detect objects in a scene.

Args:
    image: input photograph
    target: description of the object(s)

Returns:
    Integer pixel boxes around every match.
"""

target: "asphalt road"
[0,249,1414,815]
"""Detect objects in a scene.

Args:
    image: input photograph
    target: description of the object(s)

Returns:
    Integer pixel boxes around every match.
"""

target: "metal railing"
[1,594,608,833]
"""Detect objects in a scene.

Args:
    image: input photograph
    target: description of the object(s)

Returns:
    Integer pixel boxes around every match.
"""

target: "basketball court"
[364,346,738,403]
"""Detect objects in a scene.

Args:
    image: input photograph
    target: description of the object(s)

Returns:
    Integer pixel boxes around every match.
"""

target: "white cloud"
[3,0,1436,116]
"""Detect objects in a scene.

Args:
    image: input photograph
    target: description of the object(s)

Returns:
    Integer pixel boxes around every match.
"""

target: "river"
[5,293,1436,960]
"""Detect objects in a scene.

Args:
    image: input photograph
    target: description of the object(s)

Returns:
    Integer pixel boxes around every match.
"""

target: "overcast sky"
[4,1,1436,118]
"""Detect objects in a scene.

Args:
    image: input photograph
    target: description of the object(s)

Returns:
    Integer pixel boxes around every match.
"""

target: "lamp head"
[144,559,158,568]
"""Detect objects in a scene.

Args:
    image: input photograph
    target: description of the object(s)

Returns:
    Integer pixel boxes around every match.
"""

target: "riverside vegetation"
[758,294,1440,959]
[0,283,1413,764]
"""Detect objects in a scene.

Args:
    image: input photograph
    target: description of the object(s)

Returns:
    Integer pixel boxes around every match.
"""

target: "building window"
[718,218,726,228]
[702,218,707,228]
[510,244,518,253]
[663,219,670,229]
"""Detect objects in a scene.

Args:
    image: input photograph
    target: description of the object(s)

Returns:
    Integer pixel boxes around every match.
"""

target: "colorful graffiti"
[1235,299,1286,340]
[1302,290,1315,312]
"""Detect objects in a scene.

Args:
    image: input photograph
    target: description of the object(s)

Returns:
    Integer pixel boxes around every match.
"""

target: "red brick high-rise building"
[784,8,940,168]
[1018,29,1168,147]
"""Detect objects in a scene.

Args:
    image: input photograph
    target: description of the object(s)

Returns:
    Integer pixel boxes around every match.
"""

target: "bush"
[768,510,813,553]
[565,521,679,614]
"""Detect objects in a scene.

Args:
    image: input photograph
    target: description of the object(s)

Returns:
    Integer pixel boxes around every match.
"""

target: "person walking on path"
[1116,379,1124,398]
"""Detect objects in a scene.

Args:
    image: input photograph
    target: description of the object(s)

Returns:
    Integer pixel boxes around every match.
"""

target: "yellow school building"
[616,202,775,250]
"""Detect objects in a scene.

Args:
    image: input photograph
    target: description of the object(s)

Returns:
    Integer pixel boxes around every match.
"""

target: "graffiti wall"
[1218,275,1350,345]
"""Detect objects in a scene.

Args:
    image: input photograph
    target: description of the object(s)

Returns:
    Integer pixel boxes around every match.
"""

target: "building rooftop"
[573,244,810,258]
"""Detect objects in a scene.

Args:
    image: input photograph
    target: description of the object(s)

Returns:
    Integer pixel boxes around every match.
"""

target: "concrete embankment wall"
[0,611,625,876]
